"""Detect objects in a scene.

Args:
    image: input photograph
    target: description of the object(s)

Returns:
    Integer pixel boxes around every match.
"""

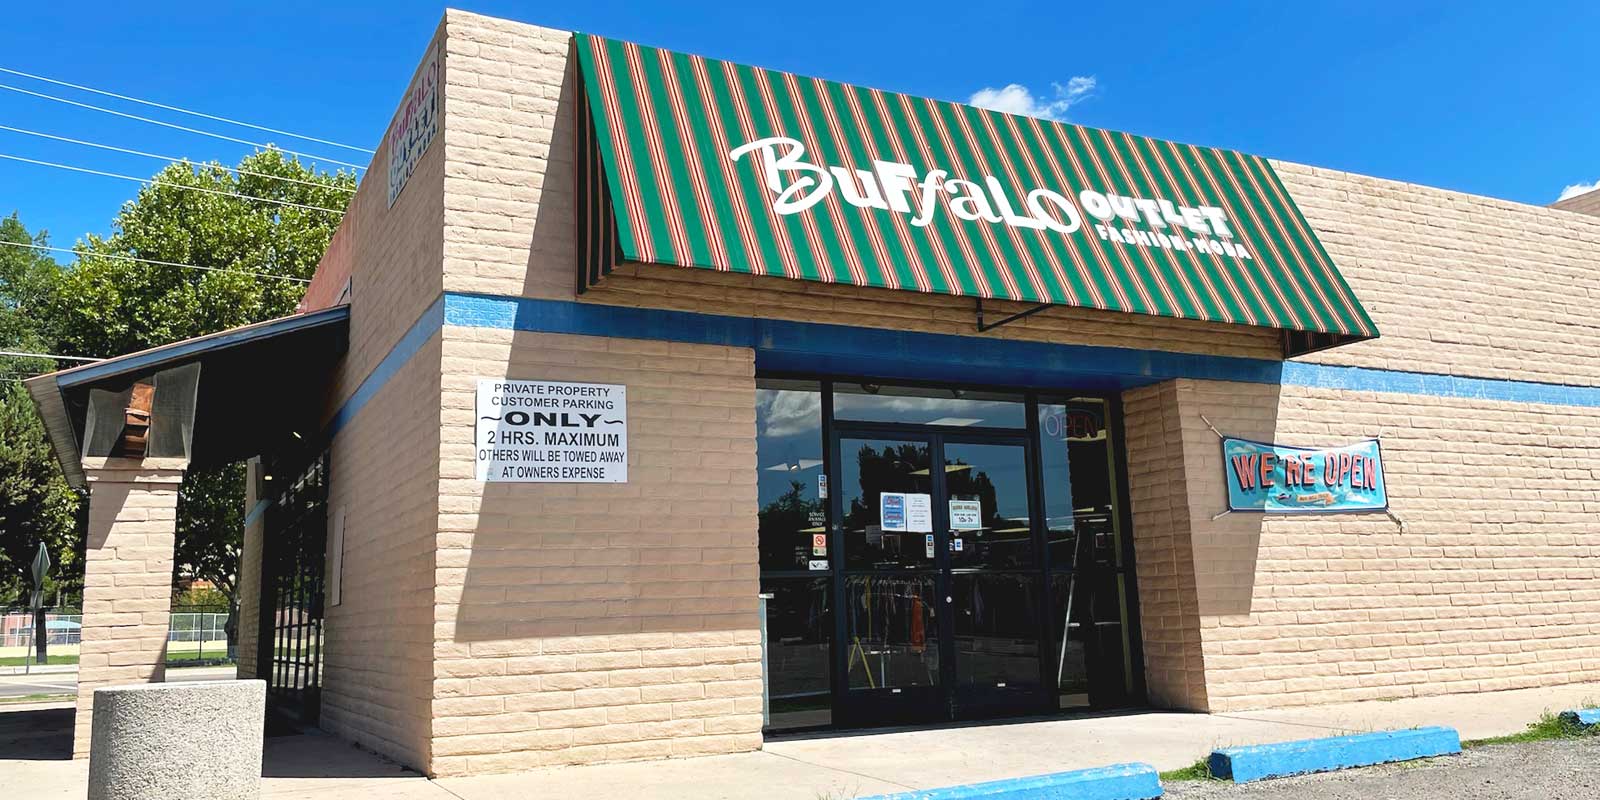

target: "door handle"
[945,596,953,603]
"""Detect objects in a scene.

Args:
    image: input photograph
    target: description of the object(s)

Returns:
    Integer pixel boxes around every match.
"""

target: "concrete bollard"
[88,680,266,800]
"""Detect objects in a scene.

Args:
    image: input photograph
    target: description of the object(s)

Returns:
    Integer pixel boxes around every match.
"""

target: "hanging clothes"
[910,595,925,652]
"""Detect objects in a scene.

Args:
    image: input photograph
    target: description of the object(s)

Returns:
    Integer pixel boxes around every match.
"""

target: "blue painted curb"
[858,763,1162,800]
[1560,708,1600,727]
[1208,726,1461,783]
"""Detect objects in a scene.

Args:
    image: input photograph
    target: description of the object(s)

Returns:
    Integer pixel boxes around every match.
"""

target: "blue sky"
[2,1,1596,251]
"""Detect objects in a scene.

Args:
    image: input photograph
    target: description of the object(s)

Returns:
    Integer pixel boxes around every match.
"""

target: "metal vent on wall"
[81,363,201,460]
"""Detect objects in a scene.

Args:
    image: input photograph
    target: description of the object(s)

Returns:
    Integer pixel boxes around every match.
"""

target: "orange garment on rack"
[910,595,925,652]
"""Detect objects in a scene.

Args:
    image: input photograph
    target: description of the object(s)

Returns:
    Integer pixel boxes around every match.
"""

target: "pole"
[30,542,52,665]
[34,605,47,664]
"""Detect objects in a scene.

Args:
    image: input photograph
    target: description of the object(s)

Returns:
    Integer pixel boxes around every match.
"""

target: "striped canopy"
[572,33,1377,352]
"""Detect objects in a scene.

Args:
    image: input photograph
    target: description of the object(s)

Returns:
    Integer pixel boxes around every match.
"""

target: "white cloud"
[1558,179,1600,201]
[967,77,1097,121]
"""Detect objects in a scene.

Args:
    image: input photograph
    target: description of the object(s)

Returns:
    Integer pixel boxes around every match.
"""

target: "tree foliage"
[0,150,354,614]
[0,214,78,606]
[0,383,80,606]
[50,151,352,359]
[50,151,354,613]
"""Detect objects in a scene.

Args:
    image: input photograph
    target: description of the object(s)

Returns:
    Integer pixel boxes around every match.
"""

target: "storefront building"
[28,9,1600,778]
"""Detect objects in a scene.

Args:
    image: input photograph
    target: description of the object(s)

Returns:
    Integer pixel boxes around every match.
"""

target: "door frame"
[828,421,1049,726]
[759,373,1150,733]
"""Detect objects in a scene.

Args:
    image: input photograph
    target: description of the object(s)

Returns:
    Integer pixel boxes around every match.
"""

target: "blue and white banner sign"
[1223,437,1387,513]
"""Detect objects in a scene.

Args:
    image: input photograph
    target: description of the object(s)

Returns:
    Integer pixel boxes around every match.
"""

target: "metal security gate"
[257,451,328,730]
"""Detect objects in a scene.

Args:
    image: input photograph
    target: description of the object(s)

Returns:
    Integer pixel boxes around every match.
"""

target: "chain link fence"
[2,604,234,666]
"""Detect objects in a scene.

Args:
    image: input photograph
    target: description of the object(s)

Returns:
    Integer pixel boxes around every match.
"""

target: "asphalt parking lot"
[1165,736,1600,800]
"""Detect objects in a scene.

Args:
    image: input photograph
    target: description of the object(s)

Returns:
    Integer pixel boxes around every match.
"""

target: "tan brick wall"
[312,19,449,772]
[318,332,443,768]
[1138,378,1600,711]
[1121,383,1208,710]
[1552,187,1600,218]
[324,7,1600,771]
[73,458,186,757]
[1277,162,1600,385]
[429,327,762,776]
[236,458,263,680]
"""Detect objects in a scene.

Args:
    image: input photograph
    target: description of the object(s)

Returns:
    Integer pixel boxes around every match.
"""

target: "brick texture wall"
[308,7,1600,772]
[1277,162,1600,385]
[1552,188,1600,218]
[1127,378,1600,711]
[432,12,767,775]
[319,333,444,765]
[73,458,186,757]
[313,20,449,772]
[429,327,762,775]
[1122,384,1208,710]
[235,458,263,681]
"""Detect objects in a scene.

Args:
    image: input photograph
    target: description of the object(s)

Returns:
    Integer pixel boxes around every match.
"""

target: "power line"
[0,350,103,362]
[0,65,374,155]
[0,124,355,194]
[0,241,312,284]
[0,152,346,215]
[0,82,367,171]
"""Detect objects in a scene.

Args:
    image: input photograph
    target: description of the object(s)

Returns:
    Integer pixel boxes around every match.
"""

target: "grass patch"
[1,644,235,668]
[1463,710,1596,748]
[0,654,78,667]
[1159,758,1215,782]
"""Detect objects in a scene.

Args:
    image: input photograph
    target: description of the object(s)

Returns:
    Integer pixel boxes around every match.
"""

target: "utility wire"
[0,152,346,215]
[0,241,312,284]
[0,124,355,194]
[0,350,103,362]
[0,65,374,154]
[0,82,367,170]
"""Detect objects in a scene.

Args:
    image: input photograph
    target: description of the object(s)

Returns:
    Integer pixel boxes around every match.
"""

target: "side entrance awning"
[570,33,1378,357]
[25,306,349,489]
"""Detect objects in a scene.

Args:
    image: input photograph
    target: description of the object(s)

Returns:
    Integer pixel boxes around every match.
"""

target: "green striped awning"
[571,33,1378,353]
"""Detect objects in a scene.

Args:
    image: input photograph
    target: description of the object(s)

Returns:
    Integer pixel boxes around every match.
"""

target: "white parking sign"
[475,379,627,482]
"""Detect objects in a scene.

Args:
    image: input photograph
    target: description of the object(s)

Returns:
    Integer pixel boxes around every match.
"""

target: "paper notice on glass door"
[906,493,933,533]
[880,493,907,531]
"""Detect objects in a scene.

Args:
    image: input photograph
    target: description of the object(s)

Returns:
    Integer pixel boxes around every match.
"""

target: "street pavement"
[0,676,75,699]
[0,665,237,699]
[2,680,1598,798]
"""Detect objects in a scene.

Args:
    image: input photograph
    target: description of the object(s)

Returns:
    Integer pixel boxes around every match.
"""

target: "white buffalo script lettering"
[728,136,1254,260]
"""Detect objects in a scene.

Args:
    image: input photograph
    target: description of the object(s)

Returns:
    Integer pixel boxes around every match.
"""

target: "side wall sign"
[475,379,627,482]
[387,43,441,208]
[1223,436,1386,513]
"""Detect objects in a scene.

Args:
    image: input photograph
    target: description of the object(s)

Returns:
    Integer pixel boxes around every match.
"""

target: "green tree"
[0,213,78,606]
[0,382,81,607]
[41,150,353,640]
[0,212,63,358]
[49,151,351,358]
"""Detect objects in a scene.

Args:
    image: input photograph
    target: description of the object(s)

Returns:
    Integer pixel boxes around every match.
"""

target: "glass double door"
[832,426,1047,725]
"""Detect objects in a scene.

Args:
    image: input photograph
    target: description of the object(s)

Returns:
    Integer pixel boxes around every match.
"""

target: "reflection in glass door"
[758,379,1142,733]
[836,437,943,724]
[943,440,1045,717]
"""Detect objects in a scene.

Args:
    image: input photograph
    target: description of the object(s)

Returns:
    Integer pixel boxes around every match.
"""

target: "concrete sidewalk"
[4,681,1598,798]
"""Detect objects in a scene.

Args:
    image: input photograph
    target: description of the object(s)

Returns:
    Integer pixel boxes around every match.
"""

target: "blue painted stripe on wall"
[445,292,1284,391]
[444,292,1600,406]
[243,499,271,528]
[1208,726,1462,783]
[325,295,445,439]
[859,762,1161,800]
[326,291,1600,437]
[1281,361,1600,407]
